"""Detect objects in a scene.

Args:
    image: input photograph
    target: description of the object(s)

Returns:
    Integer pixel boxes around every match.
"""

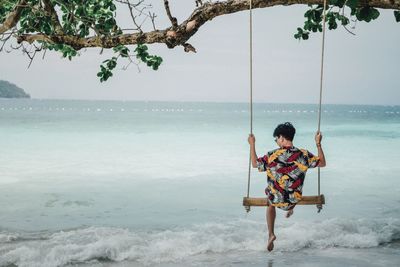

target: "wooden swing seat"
[243,194,325,207]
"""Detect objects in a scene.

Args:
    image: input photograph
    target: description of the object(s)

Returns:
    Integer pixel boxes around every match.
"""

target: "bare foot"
[286,209,294,218]
[267,235,276,252]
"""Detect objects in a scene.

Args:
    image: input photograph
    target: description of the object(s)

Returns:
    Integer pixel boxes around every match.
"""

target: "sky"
[0,1,399,105]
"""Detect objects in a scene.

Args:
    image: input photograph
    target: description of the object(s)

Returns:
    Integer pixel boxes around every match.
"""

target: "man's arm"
[248,134,258,168]
[315,132,326,167]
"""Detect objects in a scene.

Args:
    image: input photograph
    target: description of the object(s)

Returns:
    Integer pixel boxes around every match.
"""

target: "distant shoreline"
[0,80,30,99]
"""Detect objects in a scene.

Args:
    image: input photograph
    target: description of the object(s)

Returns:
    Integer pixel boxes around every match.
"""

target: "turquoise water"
[0,99,399,267]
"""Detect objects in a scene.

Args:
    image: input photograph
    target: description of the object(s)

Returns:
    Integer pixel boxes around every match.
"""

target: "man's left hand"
[248,134,256,145]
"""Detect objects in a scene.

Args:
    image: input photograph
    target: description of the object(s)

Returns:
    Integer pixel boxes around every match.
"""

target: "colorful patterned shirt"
[257,146,319,210]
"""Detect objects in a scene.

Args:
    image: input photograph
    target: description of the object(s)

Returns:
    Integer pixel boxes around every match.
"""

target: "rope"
[245,0,328,213]
[316,0,328,213]
[318,0,328,134]
[245,0,253,213]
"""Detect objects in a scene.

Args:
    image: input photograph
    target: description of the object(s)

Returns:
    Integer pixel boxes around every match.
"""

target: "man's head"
[273,122,296,146]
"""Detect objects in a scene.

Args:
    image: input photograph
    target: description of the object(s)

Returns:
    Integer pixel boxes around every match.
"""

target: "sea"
[0,99,399,267]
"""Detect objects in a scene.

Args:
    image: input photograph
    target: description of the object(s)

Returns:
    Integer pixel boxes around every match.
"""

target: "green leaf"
[356,7,373,22]
[328,20,338,30]
[370,8,380,20]
[356,7,380,22]
[329,0,346,8]
[338,15,350,26]
[113,45,130,57]
[345,0,358,9]
[304,21,311,31]
[294,27,310,40]
[395,11,400,22]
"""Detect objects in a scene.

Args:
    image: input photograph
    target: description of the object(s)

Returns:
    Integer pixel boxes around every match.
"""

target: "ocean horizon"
[11,97,400,106]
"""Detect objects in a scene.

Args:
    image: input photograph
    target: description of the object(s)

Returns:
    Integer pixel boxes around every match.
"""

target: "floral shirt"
[257,146,319,210]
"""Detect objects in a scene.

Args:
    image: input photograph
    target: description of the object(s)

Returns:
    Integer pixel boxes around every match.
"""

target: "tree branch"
[164,0,178,28]
[15,0,400,50]
[0,0,28,34]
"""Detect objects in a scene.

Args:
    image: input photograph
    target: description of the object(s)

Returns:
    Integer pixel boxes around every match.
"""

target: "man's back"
[257,146,319,210]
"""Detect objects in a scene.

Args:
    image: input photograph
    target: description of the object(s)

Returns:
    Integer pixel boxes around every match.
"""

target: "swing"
[242,0,328,213]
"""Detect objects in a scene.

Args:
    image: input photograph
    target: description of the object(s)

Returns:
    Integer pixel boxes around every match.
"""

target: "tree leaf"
[395,10,400,22]
[370,8,380,20]
[329,0,346,8]
[345,0,358,9]
[356,7,380,22]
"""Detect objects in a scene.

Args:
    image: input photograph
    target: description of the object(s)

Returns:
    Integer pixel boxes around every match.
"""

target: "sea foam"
[0,218,399,267]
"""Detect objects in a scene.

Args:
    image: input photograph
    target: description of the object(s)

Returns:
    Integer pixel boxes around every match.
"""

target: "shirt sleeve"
[257,155,268,172]
[306,150,320,168]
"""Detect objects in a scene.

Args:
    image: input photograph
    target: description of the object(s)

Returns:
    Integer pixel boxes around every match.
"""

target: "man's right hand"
[248,134,256,145]
[315,132,323,146]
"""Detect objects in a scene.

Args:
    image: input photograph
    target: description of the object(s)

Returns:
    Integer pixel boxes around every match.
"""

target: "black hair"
[273,122,296,141]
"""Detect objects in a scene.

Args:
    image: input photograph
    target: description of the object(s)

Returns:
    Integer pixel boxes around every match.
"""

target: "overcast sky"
[0,2,399,105]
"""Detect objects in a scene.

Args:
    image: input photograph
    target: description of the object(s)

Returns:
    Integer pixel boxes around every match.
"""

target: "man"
[248,122,326,252]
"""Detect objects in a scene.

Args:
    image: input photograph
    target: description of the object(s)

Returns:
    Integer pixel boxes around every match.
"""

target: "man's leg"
[266,205,276,252]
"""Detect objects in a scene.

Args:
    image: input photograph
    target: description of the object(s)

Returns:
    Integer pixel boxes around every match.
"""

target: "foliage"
[294,1,385,40]
[55,0,120,36]
[134,44,163,71]
[19,0,52,34]
[0,0,162,81]
[0,0,18,24]
[0,0,399,81]
[97,44,163,82]
[42,43,77,60]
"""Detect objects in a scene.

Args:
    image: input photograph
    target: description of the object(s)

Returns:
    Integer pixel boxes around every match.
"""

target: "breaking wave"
[1,217,399,267]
